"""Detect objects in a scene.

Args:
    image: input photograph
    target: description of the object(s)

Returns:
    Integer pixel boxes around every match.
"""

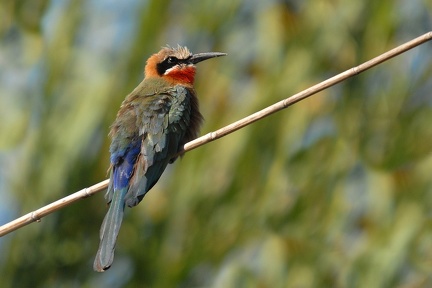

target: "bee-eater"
[93,45,226,272]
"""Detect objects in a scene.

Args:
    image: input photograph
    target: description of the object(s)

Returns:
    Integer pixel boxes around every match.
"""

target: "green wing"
[124,86,193,207]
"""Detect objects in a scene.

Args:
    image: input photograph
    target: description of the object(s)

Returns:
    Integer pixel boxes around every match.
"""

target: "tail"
[93,187,127,272]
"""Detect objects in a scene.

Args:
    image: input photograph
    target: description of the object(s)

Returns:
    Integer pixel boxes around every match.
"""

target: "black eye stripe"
[156,56,187,75]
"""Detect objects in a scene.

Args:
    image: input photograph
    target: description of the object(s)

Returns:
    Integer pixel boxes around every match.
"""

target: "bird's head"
[145,45,226,85]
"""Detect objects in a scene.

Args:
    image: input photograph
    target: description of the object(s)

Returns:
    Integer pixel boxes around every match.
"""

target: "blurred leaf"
[0,0,432,287]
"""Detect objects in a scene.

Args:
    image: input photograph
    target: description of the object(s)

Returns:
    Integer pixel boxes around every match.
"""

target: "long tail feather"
[93,187,127,272]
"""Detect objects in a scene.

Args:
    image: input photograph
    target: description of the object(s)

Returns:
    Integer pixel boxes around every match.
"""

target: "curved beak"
[189,52,227,64]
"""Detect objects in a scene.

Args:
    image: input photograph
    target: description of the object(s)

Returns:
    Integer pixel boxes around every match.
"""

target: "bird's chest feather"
[138,86,193,134]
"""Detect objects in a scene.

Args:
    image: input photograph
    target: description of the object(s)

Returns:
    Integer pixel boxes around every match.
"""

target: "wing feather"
[123,86,193,207]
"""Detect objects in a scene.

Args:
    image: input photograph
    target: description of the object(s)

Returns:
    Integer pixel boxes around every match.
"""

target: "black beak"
[189,52,227,64]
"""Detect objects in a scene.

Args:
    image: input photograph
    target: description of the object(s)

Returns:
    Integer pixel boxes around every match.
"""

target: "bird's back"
[107,78,202,207]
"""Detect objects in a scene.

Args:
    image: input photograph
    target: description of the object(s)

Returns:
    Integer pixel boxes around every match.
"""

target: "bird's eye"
[156,56,181,75]
[167,57,177,64]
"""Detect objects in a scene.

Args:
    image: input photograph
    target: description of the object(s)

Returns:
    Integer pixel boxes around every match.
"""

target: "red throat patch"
[164,66,196,85]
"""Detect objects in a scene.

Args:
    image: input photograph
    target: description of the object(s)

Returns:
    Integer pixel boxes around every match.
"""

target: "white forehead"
[161,45,192,60]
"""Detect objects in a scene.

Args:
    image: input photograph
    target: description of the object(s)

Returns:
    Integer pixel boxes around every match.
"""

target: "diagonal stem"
[1,31,431,237]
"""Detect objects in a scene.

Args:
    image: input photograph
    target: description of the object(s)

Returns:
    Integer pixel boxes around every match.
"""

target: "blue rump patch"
[111,140,141,190]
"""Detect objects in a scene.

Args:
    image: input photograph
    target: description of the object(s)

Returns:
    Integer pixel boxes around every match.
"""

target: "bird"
[93,45,226,272]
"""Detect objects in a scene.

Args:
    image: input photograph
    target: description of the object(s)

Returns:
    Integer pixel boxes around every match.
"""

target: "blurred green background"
[1,0,432,287]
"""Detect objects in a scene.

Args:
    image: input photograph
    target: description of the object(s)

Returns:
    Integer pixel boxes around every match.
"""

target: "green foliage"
[1,0,432,287]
